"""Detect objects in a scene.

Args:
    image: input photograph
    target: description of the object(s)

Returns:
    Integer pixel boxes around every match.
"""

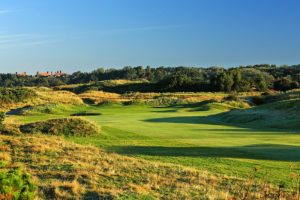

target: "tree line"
[0,64,299,92]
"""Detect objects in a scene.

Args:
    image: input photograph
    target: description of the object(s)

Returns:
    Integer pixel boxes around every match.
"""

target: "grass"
[0,167,36,199]
[0,134,297,199]
[9,101,300,189]
[0,87,84,112]
[215,98,300,130]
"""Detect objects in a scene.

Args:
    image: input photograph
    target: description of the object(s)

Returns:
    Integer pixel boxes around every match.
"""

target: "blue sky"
[0,0,299,73]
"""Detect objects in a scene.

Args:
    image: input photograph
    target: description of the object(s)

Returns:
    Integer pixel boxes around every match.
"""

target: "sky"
[0,0,300,74]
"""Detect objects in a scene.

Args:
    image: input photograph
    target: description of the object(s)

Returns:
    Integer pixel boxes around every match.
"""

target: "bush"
[273,78,299,91]
[224,94,239,101]
[1,124,22,135]
[122,100,143,106]
[20,118,100,137]
[0,88,36,104]
[0,168,36,199]
[0,112,5,130]
[147,97,186,106]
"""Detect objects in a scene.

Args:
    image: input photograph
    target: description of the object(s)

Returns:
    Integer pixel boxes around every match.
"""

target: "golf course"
[8,94,300,189]
[0,85,299,199]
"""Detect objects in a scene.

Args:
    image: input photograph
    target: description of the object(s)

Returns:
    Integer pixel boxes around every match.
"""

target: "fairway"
[64,104,300,187]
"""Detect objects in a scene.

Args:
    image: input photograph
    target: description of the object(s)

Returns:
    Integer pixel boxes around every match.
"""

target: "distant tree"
[215,71,234,92]
[145,66,154,81]
[231,69,242,91]
[273,78,299,91]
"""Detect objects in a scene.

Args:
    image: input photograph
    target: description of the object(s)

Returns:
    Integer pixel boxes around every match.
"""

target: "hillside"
[214,91,300,130]
[0,87,83,112]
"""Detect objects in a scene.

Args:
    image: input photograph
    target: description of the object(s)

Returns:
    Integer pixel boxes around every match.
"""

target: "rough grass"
[0,88,37,111]
[79,91,124,104]
[20,118,100,137]
[104,79,149,85]
[78,90,229,106]
[0,135,297,199]
[35,88,83,105]
[0,87,83,112]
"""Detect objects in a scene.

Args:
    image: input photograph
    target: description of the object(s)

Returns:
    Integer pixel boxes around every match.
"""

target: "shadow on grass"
[151,109,178,113]
[151,100,217,112]
[7,105,31,115]
[143,115,300,134]
[111,144,300,162]
[83,191,114,200]
[190,128,292,136]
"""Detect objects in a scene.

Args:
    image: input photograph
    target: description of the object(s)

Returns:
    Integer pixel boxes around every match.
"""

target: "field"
[9,100,300,188]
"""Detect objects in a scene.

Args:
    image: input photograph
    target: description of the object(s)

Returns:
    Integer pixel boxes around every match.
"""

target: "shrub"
[0,88,36,104]
[224,94,239,101]
[122,100,143,106]
[147,97,187,106]
[20,118,100,137]
[0,112,5,130]
[1,124,22,135]
[273,78,299,91]
[0,168,36,200]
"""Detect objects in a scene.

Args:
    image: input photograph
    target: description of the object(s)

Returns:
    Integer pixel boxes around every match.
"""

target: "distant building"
[16,72,28,77]
[36,71,51,77]
[36,70,66,77]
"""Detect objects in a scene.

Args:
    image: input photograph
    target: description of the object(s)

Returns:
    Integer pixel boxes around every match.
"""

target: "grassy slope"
[9,102,300,188]
[215,99,300,130]
[1,134,286,199]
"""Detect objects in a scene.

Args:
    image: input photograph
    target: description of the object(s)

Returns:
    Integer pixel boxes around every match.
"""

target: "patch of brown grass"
[79,91,124,104]
[35,89,83,105]
[105,79,149,85]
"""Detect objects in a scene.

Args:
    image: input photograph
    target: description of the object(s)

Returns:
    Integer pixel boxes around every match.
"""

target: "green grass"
[215,99,300,130]
[10,102,300,188]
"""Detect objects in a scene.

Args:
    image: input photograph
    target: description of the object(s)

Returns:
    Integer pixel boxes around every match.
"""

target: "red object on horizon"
[36,70,66,77]
[16,72,27,77]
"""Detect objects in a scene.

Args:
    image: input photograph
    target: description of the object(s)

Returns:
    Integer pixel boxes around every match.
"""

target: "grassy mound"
[35,89,83,105]
[251,90,300,105]
[79,90,123,104]
[13,103,74,115]
[215,99,300,130]
[0,88,36,104]
[0,134,295,199]
[0,88,37,110]
[0,87,84,112]
[20,118,100,137]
